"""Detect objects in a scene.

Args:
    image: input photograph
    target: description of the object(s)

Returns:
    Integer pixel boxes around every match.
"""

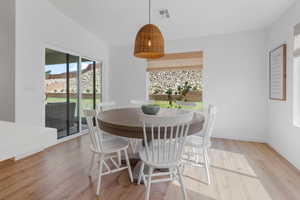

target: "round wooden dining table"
[98,107,205,182]
[98,107,205,138]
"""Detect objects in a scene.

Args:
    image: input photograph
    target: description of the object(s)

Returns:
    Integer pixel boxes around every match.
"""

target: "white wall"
[0,121,57,161]
[266,1,300,170]
[0,0,15,122]
[15,0,109,126]
[109,45,147,106]
[109,30,268,142]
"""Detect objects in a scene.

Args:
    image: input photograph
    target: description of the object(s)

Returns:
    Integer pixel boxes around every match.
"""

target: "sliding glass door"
[45,49,80,139]
[81,58,102,130]
[45,49,102,139]
[68,54,80,135]
[45,49,69,138]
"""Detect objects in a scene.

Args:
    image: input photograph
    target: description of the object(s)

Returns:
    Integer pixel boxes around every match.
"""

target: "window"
[45,49,102,139]
[147,52,203,109]
[149,70,202,95]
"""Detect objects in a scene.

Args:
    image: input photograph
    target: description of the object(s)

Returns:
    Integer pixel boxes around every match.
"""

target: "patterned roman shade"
[146,51,203,72]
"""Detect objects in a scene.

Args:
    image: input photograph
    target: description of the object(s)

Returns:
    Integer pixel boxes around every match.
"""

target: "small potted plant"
[179,81,192,101]
[177,82,195,107]
[165,88,174,108]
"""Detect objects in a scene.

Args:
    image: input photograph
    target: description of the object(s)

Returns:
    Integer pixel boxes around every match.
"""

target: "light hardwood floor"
[0,135,300,200]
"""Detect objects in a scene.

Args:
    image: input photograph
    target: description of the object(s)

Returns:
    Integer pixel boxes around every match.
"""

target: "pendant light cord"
[149,0,151,24]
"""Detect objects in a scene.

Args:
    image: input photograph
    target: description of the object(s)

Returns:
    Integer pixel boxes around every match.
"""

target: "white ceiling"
[48,0,295,45]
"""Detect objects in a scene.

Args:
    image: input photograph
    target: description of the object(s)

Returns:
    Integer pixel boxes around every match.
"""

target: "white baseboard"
[212,135,267,143]
[15,145,45,160]
[0,153,15,162]
[266,142,300,171]
[56,130,88,144]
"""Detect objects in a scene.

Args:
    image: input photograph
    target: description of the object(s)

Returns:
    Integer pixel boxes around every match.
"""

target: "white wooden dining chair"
[138,111,194,200]
[83,109,133,196]
[183,104,217,185]
[98,101,141,154]
[96,101,126,165]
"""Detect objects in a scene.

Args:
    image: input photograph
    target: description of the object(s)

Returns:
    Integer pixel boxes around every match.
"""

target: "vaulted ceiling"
[48,0,295,45]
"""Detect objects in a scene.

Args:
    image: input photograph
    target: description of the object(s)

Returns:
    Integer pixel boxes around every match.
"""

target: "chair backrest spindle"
[140,111,194,165]
[83,109,104,152]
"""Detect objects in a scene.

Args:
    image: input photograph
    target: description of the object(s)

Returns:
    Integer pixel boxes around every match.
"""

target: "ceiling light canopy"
[134,0,165,59]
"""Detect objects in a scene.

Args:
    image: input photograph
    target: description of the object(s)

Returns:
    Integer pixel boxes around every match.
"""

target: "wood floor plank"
[0,136,300,200]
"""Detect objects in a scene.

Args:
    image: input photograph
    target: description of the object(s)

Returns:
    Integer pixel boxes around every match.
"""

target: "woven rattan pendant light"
[134,0,165,59]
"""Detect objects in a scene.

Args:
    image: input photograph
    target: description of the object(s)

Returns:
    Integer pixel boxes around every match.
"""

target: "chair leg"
[177,166,187,200]
[117,151,121,166]
[181,164,186,175]
[124,149,133,183]
[96,154,104,196]
[145,167,153,200]
[207,149,211,165]
[203,149,211,185]
[138,162,145,185]
[142,168,147,187]
[129,139,138,153]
